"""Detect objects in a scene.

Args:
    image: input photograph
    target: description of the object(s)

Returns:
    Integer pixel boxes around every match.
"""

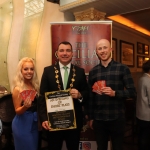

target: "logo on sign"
[72,26,89,34]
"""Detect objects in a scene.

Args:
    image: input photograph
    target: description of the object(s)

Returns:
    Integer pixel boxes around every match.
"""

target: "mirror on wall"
[0,0,13,92]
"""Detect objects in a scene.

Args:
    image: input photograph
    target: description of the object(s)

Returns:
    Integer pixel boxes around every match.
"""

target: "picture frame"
[112,38,117,60]
[144,44,149,55]
[137,42,149,55]
[137,56,150,68]
[137,42,144,54]
[120,40,134,67]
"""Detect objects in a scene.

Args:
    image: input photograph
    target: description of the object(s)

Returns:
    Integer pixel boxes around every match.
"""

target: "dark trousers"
[47,128,81,150]
[93,118,125,150]
[137,118,150,150]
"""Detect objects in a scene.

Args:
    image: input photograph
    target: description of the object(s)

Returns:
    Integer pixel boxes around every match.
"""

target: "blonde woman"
[12,57,39,150]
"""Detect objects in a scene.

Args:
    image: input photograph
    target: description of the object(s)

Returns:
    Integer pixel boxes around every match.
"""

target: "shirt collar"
[99,59,113,67]
[59,61,71,69]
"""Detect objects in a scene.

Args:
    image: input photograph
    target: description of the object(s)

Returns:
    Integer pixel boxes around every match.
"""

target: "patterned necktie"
[63,66,68,90]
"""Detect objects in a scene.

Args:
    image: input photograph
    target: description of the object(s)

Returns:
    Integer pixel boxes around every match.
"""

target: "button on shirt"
[59,62,71,89]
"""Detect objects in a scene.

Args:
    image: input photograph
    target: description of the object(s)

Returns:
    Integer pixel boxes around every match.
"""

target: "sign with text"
[51,21,112,73]
[45,90,76,131]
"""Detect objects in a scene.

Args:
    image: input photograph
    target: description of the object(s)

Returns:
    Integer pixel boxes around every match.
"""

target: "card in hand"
[97,80,106,89]
[20,90,36,101]
[20,90,30,100]
[92,80,106,94]
[92,82,99,90]
[92,82,101,93]
[28,90,36,100]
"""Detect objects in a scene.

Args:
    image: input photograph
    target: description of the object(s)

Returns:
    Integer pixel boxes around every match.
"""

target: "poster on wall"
[50,21,112,74]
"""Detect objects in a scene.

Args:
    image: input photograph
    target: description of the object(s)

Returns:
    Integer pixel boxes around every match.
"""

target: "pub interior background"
[0,0,150,150]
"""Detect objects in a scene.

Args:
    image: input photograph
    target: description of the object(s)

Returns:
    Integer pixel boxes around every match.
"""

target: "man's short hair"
[142,60,150,73]
[57,41,72,51]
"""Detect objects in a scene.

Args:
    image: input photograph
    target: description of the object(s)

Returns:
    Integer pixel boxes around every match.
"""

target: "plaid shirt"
[88,60,136,121]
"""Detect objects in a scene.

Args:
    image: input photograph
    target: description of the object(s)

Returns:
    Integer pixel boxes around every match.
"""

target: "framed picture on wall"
[112,38,117,60]
[137,42,144,54]
[144,44,149,55]
[137,56,150,68]
[120,40,134,67]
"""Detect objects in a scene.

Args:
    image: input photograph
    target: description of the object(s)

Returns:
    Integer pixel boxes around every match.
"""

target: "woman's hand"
[23,96,32,108]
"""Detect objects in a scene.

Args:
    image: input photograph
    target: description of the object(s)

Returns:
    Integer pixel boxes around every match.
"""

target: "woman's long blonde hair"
[12,57,39,93]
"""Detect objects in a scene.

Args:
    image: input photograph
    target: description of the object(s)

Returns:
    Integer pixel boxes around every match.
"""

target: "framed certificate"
[45,90,77,131]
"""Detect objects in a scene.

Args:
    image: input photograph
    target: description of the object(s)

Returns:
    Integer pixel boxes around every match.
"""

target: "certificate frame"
[45,90,76,131]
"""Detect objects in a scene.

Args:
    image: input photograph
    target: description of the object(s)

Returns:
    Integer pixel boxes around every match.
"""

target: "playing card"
[92,82,99,90]
[92,82,101,93]
[20,90,30,100]
[92,80,106,94]
[97,80,106,89]
[28,90,36,100]
[20,90,36,101]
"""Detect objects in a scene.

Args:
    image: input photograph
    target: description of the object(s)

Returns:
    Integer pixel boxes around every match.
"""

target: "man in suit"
[38,41,88,150]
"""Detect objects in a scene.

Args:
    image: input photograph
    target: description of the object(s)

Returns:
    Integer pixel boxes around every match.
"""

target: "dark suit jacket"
[38,63,88,129]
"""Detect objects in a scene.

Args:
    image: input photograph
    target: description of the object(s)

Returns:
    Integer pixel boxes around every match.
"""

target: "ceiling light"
[24,0,44,17]
[108,15,150,36]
